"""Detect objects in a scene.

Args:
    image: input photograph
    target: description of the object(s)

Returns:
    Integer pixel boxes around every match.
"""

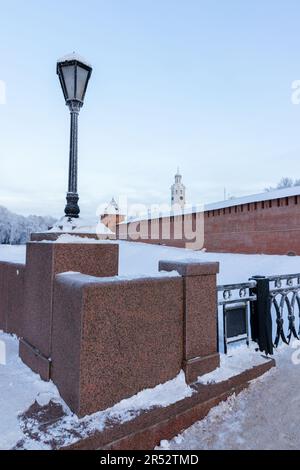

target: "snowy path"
[158,343,300,450]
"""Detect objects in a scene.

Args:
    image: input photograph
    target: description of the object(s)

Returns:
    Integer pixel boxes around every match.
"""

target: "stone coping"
[159,260,220,277]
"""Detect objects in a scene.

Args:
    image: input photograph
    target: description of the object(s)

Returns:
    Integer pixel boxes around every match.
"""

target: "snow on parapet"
[49,217,113,235]
[203,185,300,212]
[119,186,300,224]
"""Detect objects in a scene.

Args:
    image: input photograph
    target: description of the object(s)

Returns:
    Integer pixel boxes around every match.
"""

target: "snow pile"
[52,234,109,244]
[0,332,192,450]
[57,52,91,68]
[49,217,113,235]
[0,206,55,245]
[85,370,193,431]
[57,269,180,288]
[0,332,60,449]
[198,345,268,385]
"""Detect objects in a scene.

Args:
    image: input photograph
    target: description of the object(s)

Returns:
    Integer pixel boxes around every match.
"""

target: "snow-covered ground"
[1,240,300,450]
[0,331,273,450]
[0,332,193,450]
[158,341,300,450]
[1,239,300,284]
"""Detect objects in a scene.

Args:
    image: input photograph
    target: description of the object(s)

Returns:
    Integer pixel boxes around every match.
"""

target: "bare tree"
[265,177,300,192]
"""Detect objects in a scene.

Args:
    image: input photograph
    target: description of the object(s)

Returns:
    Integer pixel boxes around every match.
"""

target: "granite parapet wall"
[51,259,220,417]
[51,274,184,416]
[1,242,221,419]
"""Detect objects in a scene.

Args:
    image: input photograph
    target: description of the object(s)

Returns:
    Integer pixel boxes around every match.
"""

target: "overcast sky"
[1,0,300,218]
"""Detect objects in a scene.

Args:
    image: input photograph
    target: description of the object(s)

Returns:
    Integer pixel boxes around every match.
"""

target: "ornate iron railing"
[217,281,257,354]
[218,282,257,306]
[217,273,300,355]
[268,273,300,347]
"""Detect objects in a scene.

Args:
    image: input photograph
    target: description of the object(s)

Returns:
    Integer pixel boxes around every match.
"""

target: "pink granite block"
[51,273,183,417]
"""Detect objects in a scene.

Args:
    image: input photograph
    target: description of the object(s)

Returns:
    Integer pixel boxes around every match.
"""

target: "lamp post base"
[65,192,80,219]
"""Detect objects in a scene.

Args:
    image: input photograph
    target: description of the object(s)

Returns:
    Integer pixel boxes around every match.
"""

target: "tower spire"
[171,168,186,209]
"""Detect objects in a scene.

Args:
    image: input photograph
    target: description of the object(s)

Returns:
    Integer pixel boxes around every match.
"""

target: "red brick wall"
[118,195,300,255]
[204,195,300,255]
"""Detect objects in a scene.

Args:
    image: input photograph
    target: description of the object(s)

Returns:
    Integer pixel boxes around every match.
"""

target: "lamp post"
[56,53,92,221]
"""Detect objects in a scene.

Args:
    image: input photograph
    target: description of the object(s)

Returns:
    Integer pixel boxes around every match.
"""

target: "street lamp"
[57,53,92,220]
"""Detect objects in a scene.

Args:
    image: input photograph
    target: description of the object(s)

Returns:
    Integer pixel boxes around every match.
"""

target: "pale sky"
[1,0,300,218]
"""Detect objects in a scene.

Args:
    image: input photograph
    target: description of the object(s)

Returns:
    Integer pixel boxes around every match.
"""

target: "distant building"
[101,197,125,233]
[171,168,186,209]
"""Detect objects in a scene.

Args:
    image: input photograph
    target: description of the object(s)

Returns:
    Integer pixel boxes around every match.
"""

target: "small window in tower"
[180,196,183,200]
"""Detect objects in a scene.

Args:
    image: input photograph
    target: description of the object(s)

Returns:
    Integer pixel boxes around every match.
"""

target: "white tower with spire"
[171,168,186,209]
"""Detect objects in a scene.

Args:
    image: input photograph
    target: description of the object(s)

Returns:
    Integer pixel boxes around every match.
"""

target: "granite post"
[159,260,220,383]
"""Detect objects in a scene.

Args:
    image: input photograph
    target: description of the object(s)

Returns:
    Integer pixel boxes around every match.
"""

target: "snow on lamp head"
[56,53,92,106]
